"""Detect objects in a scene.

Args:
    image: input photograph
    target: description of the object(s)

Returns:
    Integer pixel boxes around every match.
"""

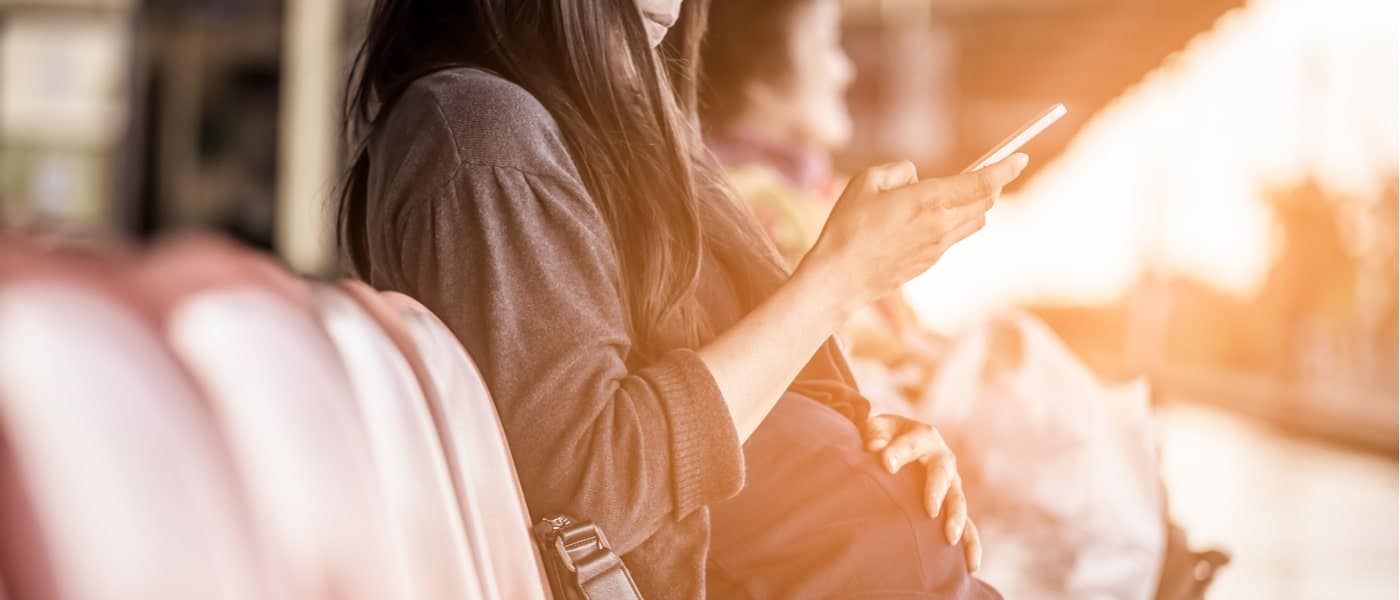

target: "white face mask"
[635,0,684,47]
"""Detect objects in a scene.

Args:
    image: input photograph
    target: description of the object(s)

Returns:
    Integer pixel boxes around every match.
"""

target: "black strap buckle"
[551,520,606,569]
[535,514,642,599]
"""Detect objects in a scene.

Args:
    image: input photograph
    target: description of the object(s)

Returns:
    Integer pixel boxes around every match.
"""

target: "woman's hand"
[863,413,983,572]
[798,155,1028,317]
[698,155,1026,443]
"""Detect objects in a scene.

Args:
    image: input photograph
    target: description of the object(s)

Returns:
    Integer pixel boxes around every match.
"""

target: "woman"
[339,1,1024,597]
[699,4,1184,598]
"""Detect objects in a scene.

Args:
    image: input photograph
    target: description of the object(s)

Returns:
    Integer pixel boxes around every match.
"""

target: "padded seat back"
[0,268,266,599]
[139,239,407,599]
[314,283,480,599]
[382,290,550,600]
[0,236,547,600]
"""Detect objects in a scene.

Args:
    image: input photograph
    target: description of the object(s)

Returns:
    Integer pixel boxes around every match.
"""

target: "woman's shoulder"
[408,68,553,131]
[382,67,575,176]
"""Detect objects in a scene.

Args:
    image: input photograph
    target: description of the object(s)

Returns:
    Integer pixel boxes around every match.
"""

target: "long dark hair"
[340,0,785,359]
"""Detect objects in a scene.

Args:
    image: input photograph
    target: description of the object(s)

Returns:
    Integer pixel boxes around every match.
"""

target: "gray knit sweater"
[353,67,869,599]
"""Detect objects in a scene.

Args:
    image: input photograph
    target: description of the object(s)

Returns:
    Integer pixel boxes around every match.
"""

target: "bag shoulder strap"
[536,515,643,599]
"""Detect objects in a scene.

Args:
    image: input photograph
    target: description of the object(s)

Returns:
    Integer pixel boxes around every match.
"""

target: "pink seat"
[381,290,550,600]
[0,273,267,600]
[340,280,549,599]
[0,236,544,600]
[135,238,407,599]
[313,282,479,600]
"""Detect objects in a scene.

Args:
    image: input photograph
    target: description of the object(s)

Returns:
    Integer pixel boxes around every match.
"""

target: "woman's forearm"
[696,257,859,441]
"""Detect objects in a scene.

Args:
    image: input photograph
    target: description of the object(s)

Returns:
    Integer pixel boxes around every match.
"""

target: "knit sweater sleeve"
[366,75,744,554]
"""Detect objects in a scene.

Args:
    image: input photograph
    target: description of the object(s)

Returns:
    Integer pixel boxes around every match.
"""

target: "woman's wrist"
[789,252,864,331]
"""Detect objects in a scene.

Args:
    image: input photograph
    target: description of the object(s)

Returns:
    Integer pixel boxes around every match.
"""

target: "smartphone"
[961,103,1068,174]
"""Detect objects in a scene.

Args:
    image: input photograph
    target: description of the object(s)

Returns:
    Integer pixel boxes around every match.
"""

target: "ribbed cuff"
[649,348,745,519]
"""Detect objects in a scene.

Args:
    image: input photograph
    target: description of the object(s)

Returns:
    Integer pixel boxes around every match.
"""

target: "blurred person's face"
[636,0,684,47]
[748,0,855,150]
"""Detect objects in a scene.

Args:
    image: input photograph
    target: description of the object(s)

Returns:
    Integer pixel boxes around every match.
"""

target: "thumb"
[863,415,898,451]
[963,153,1028,198]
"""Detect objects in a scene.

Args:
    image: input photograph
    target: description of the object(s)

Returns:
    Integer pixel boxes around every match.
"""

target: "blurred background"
[0,0,1395,596]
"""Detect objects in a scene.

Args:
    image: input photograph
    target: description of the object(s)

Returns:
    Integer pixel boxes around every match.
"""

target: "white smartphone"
[961,103,1068,173]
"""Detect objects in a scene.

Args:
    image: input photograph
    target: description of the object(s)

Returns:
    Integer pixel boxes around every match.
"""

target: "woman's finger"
[861,160,919,192]
[923,453,956,517]
[943,483,969,546]
[963,518,983,572]
[976,153,1029,191]
[880,426,934,473]
[863,415,899,451]
[906,153,1026,208]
